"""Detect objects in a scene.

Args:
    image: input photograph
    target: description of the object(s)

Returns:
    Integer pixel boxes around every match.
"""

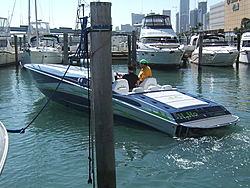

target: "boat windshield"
[142,15,172,29]
[202,36,229,47]
[142,37,179,44]
[0,40,7,47]
[203,41,229,47]
[242,40,250,47]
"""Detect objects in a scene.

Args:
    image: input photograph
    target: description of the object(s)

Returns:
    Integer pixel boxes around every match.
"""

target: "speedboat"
[189,34,239,66]
[239,32,250,63]
[135,13,184,66]
[0,17,16,66]
[24,63,239,137]
[0,121,8,174]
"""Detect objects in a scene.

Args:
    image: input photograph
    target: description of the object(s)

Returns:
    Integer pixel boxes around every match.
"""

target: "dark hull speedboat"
[24,64,239,136]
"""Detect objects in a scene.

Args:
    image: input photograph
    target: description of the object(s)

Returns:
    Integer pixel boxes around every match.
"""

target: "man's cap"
[140,59,148,64]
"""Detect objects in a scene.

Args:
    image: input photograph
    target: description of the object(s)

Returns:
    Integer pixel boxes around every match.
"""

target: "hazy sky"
[1,0,223,30]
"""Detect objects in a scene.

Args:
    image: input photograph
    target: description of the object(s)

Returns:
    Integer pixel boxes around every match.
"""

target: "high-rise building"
[190,8,198,28]
[224,0,250,32]
[176,12,180,33]
[162,10,171,17]
[209,1,224,30]
[198,0,207,30]
[179,0,190,32]
[131,13,145,26]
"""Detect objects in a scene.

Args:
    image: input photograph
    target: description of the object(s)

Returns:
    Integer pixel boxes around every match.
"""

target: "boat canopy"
[142,14,172,29]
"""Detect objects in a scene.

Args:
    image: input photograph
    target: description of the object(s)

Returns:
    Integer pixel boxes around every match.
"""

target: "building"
[121,24,133,32]
[179,0,190,32]
[224,0,250,32]
[176,12,180,33]
[209,1,225,30]
[198,0,207,30]
[131,13,145,26]
[190,8,198,28]
[162,10,171,17]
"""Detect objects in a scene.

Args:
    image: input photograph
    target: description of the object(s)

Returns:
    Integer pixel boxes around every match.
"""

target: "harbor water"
[0,62,250,187]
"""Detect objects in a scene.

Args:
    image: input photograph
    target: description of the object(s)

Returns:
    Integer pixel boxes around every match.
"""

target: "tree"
[233,17,250,34]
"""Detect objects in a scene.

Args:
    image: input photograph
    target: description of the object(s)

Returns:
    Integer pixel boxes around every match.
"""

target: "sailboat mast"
[34,0,39,48]
[27,0,31,46]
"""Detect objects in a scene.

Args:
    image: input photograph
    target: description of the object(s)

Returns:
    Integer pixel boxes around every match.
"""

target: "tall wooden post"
[198,34,203,70]
[131,30,137,70]
[14,35,19,67]
[63,33,69,64]
[127,34,131,65]
[236,33,241,69]
[90,2,116,188]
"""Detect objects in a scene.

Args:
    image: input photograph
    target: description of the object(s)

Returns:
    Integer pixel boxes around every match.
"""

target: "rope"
[89,33,112,58]
[7,64,72,134]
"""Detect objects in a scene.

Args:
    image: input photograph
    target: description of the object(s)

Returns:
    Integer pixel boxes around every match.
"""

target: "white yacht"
[239,32,250,63]
[189,34,239,66]
[135,13,184,66]
[0,17,16,66]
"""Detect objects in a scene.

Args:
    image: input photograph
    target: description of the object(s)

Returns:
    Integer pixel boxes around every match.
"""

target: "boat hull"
[239,50,250,63]
[137,47,183,66]
[0,51,16,65]
[24,64,239,137]
[0,121,8,174]
[20,48,62,65]
[190,50,238,66]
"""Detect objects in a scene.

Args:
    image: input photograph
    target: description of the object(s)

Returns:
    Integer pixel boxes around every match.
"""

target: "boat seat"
[161,85,173,90]
[132,87,144,93]
[140,77,158,90]
[112,79,129,94]
[147,85,159,91]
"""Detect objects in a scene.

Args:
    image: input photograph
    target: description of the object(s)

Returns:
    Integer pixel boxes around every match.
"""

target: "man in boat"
[116,64,139,91]
[137,59,152,86]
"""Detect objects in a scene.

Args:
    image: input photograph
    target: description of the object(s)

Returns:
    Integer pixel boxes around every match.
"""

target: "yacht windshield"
[242,40,250,47]
[142,15,172,29]
[142,37,179,44]
[202,35,229,47]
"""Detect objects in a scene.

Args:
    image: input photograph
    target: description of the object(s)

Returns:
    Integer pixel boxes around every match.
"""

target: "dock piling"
[90,2,116,187]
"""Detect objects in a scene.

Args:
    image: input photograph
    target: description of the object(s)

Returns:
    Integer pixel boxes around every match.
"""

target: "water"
[0,62,249,187]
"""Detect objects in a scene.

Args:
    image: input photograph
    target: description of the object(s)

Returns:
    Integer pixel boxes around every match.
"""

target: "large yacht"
[135,13,184,66]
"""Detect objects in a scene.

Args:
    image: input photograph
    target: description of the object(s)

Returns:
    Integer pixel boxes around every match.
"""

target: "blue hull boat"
[24,64,239,136]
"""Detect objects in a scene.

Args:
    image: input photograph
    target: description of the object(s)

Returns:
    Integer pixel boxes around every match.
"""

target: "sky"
[1,0,223,30]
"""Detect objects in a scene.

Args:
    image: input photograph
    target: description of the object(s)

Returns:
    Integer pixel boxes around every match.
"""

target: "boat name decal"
[177,111,198,120]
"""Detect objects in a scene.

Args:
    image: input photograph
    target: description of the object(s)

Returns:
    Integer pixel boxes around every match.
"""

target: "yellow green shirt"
[138,66,152,82]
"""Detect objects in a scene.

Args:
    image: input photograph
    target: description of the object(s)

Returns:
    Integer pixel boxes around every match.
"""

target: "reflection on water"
[0,63,250,187]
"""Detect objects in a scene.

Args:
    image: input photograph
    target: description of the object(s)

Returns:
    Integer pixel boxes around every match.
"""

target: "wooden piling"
[63,33,69,64]
[198,34,203,70]
[14,35,19,67]
[90,2,116,188]
[131,30,137,70]
[236,33,241,69]
[127,34,131,65]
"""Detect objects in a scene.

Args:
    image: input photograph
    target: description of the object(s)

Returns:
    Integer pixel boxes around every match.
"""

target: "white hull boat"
[189,34,239,66]
[0,17,17,65]
[0,121,8,174]
[135,13,184,66]
[24,64,239,137]
[239,32,250,63]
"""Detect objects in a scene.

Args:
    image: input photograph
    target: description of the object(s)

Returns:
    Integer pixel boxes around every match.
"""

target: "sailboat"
[0,17,16,66]
[20,0,62,66]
